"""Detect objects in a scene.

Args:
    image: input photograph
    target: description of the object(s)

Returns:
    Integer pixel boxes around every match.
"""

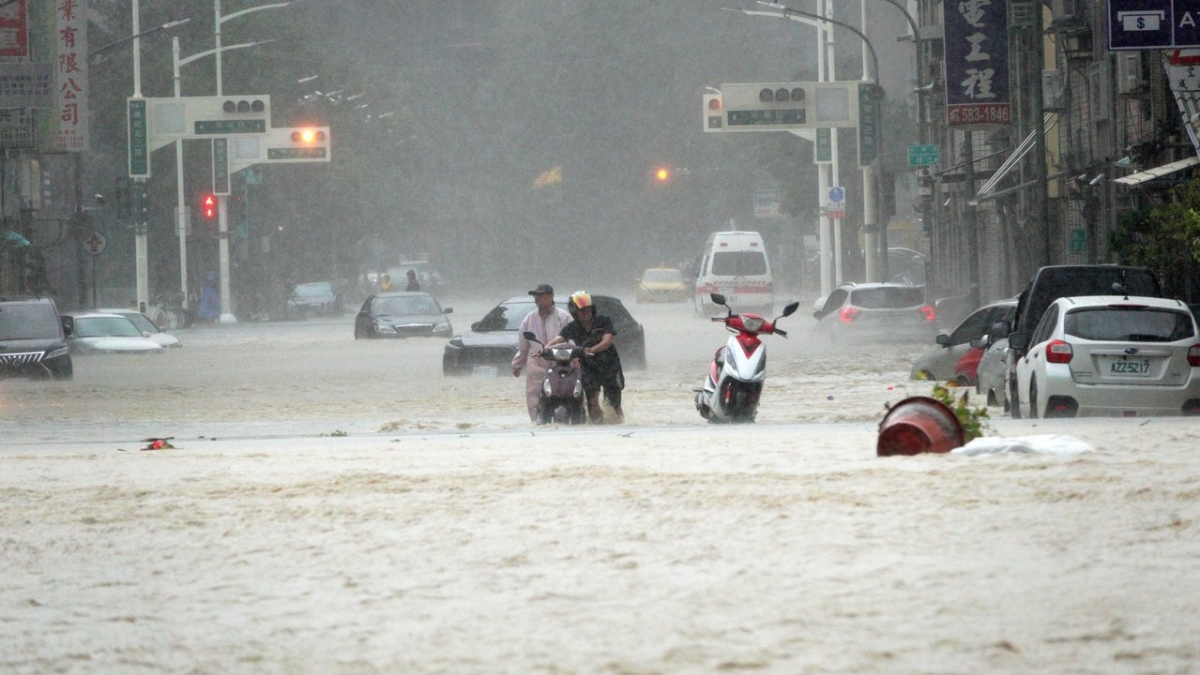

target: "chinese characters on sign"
[50,0,88,151]
[0,62,52,108]
[944,0,1011,128]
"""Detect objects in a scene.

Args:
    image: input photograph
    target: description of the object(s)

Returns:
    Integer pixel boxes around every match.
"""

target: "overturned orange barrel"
[877,396,965,456]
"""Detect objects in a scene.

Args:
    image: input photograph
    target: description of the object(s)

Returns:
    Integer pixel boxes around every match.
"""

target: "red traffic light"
[201,194,217,219]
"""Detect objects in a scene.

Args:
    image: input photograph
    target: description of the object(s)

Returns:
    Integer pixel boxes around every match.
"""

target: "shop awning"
[1113,155,1200,186]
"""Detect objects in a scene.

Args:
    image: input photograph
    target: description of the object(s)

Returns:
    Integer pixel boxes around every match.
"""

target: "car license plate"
[1107,358,1151,376]
[472,365,499,377]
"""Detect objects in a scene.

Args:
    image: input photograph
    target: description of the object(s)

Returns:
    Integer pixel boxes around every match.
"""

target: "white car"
[1010,296,1200,418]
[61,312,164,355]
[974,336,1011,410]
[97,308,182,348]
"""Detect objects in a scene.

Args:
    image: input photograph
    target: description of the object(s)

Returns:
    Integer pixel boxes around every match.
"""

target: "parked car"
[354,292,453,339]
[1000,264,1163,418]
[812,282,937,343]
[1010,295,1200,418]
[286,281,341,318]
[60,312,164,355]
[974,334,1011,410]
[0,296,73,380]
[910,298,1016,383]
[636,267,688,303]
[97,308,182,348]
[443,294,647,376]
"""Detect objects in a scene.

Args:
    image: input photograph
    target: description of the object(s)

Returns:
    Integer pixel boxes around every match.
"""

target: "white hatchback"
[1011,296,1200,418]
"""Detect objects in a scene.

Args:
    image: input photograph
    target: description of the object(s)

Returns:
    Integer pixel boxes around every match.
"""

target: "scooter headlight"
[549,345,574,360]
[740,315,764,332]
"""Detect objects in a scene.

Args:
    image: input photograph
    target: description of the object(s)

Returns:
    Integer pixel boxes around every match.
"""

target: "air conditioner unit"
[1116,52,1143,95]
[1043,69,1066,110]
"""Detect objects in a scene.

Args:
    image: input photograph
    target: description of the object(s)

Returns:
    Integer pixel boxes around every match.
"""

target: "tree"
[1109,178,1200,301]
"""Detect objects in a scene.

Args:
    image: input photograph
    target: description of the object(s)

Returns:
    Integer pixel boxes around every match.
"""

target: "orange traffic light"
[655,167,671,182]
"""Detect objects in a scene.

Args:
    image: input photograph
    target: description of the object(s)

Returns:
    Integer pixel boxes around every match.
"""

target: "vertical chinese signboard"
[945,0,1011,128]
[30,0,87,152]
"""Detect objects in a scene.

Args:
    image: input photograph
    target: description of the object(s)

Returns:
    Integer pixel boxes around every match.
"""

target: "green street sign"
[908,144,940,167]
[815,128,832,163]
[194,119,267,135]
[267,147,327,160]
[857,83,878,166]
[212,138,230,195]
[128,99,149,177]
[1070,228,1086,253]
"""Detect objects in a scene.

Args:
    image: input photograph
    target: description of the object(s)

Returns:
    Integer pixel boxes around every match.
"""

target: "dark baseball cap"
[528,284,554,296]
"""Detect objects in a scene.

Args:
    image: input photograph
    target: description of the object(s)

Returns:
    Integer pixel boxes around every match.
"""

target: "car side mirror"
[812,310,822,320]
[990,320,1011,339]
[443,308,453,315]
[1008,331,1029,351]
[969,336,985,349]
[935,333,951,346]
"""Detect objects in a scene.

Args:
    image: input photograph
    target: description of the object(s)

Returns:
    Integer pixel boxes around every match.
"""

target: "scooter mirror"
[522,330,539,342]
[710,292,726,306]
[780,301,800,317]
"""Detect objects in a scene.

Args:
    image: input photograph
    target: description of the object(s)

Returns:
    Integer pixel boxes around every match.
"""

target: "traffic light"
[115,177,132,220]
[291,128,326,145]
[267,126,330,160]
[132,180,149,222]
[703,93,723,132]
[221,98,267,114]
[200,193,217,220]
[654,167,672,183]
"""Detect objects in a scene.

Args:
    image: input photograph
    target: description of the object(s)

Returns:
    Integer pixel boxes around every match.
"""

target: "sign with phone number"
[947,103,1012,126]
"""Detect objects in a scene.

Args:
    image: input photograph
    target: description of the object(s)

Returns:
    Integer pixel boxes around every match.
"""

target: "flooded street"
[3,293,1199,674]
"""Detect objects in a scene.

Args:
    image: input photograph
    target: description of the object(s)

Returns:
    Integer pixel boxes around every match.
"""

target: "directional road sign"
[908,144,940,167]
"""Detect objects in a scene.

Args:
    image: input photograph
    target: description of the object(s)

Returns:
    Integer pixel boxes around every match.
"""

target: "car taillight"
[1189,344,1200,367]
[838,307,860,323]
[918,305,935,322]
[1045,339,1073,364]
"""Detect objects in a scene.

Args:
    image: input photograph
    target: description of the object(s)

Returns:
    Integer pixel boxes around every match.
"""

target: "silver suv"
[0,296,74,380]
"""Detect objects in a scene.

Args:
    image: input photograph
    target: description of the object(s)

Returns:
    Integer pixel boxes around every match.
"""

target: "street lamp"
[209,0,294,324]
[756,1,887,283]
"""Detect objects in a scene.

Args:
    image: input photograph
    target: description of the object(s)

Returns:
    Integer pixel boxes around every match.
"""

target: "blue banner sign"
[1109,0,1200,49]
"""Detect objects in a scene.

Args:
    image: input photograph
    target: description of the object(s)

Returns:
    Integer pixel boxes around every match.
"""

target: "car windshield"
[711,251,767,276]
[850,286,926,309]
[644,269,683,283]
[295,283,333,298]
[118,312,157,333]
[1065,307,1195,342]
[75,316,141,338]
[0,303,60,339]
[376,296,440,316]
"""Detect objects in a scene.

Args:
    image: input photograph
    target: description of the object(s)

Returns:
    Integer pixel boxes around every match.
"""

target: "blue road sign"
[828,186,845,204]
[1109,0,1200,50]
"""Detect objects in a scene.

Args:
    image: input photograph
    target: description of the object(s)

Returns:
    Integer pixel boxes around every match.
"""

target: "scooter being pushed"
[523,330,588,425]
[695,293,800,423]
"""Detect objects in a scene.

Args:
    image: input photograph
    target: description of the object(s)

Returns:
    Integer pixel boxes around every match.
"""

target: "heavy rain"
[3,1,1200,673]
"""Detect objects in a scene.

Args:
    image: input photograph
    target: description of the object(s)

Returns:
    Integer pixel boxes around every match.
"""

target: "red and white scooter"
[695,293,799,423]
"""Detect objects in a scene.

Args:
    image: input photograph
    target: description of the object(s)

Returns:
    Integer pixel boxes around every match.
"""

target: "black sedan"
[354,292,453,339]
[443,294,647,376]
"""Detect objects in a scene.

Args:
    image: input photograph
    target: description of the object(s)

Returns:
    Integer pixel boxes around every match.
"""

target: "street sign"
[814,128,832,163]
[1108,0,1200,50]
[828,186,845,203]
[857,83,879,166]
[128,98,149,178]
[908,144,940,167]
[828,209,846,220]
[1070,228,1087,253]
[83,231,107,256]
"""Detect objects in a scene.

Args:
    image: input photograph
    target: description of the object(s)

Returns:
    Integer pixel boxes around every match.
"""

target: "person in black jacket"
[547,290,624,423]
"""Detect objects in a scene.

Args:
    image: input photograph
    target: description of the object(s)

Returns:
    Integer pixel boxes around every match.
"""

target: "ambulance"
[693,231,774,314]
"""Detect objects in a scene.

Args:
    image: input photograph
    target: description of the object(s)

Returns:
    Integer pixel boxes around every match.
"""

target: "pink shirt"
[513,306,573,369]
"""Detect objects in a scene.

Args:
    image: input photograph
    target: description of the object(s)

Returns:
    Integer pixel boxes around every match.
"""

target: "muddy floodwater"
[3,294,1198,674]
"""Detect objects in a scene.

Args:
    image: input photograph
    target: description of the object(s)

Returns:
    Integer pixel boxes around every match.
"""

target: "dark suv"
[0,296,74,380]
